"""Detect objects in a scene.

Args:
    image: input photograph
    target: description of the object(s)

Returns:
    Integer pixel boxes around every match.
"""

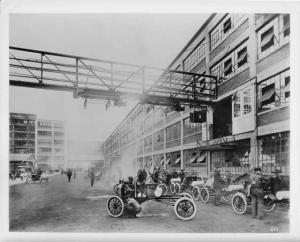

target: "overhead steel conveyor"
[9,46,219,108]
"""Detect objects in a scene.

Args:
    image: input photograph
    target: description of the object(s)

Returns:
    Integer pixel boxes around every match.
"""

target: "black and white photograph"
[1,0,300,240]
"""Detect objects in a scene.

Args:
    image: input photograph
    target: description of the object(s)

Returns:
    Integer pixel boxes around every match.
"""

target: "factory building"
[36,119,66,170]
[9,113,36,154]
[103,13,290,177]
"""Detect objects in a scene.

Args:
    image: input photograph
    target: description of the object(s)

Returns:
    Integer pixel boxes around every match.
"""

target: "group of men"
[121,164,271,220]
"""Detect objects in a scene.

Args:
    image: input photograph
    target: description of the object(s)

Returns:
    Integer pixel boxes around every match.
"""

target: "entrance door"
[210,151,225,172]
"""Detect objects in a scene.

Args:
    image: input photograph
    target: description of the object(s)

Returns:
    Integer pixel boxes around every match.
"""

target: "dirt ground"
[9,173,289,233]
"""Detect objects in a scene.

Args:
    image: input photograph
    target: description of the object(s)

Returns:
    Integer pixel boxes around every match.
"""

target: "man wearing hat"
[249,167,264,219]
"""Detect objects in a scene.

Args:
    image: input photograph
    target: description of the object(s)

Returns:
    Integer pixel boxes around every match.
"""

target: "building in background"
[9,113,36,154]
[104,13,290,178]
[67,140,104,170]
[36,119,66,170]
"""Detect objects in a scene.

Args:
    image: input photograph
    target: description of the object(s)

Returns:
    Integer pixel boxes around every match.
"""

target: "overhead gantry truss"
[9,46,219,108]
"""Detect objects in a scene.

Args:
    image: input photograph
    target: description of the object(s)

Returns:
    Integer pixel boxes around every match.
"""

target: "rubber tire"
[200,187,210,203]
[192,186,201,201]
[174,197,197,221]
[106,195,124,218]
[113,184,119,195]
[158,184,168,196]
[231,192,247,215]
[264,198,276,212]
[170,182,175,194]
[174,183,181,194]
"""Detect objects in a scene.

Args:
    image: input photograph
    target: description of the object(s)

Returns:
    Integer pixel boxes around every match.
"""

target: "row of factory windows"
[136,132,289,175]
[37,147,64,153]
[10,126,35,132]
[182,14,289,83]
[37,130,65,137]
[10,148,35,154]
[10,119,35,125]
[107,68,290,154]
[10,133,35,140]
[38,121,64,129]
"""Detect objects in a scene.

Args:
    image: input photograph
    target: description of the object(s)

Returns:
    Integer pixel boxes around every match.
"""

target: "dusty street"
[9,173,289,233]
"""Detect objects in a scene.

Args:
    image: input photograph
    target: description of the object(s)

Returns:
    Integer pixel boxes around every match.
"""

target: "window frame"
[210,14,247,51]
[257,15,290,59]
[183,38,206,72]
[210,40,249,84]
[258,69,290,113]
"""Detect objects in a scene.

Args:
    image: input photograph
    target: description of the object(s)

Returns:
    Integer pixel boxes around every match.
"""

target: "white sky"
[9,13,210,141]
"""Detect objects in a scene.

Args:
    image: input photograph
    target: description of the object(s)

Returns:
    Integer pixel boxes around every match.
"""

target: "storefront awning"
[166,158,171,165]
[175,157,181,164]
[160,158,164,165]
[261,85,275,103]
[197,152,206,162]
[189,157,197,164]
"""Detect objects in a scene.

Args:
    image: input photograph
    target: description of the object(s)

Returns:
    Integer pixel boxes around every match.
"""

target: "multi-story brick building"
[9,113,36,154]
[36,119,66,169]
[103,13,290,177]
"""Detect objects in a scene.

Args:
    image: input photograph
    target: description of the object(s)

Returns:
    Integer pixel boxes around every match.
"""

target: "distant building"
[36,119,66,170]
[9,113,36,154]
[67,140,104,170]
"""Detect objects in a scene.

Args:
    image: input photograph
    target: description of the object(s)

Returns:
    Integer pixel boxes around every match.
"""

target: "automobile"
[107,175,197,220]
[231,173,290,215]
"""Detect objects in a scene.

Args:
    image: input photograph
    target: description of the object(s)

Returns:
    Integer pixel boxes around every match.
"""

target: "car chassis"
[107,177,197,220]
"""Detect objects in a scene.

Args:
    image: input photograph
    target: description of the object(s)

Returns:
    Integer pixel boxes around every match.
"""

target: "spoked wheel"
[231,192,247,215]
[264,197,276,212]
[158,184,168,196]
[174,197,197,220]
[113,184,120,195]
[106,195,124,217]
[170,182,175,194]
[192,186,201,201]
[179,192,193,200]
[174,183,181,194]
[200,187,210,203]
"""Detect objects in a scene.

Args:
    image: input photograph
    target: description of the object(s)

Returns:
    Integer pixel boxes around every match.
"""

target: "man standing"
[66,168,72,183]
[179,169,185,183]
[249,167,264,219]
[213,168,226,206]
[90,169,95,187]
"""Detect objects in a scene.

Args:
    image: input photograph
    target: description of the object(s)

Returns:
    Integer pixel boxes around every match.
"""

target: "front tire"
[174,183,181,194]
[200,187,210,203]
[174,198,197,220]
[106,195,124,218]
[158,184,168,196]
[192,186,201,201]
[231,192,247,215]
[170,182,175,194]
[264,197,276,212]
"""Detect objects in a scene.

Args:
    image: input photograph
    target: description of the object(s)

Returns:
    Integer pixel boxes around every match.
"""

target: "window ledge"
[257,104,289,116]
[219,66,249,86]
[256,41,289,64]
[210,17,248,53]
